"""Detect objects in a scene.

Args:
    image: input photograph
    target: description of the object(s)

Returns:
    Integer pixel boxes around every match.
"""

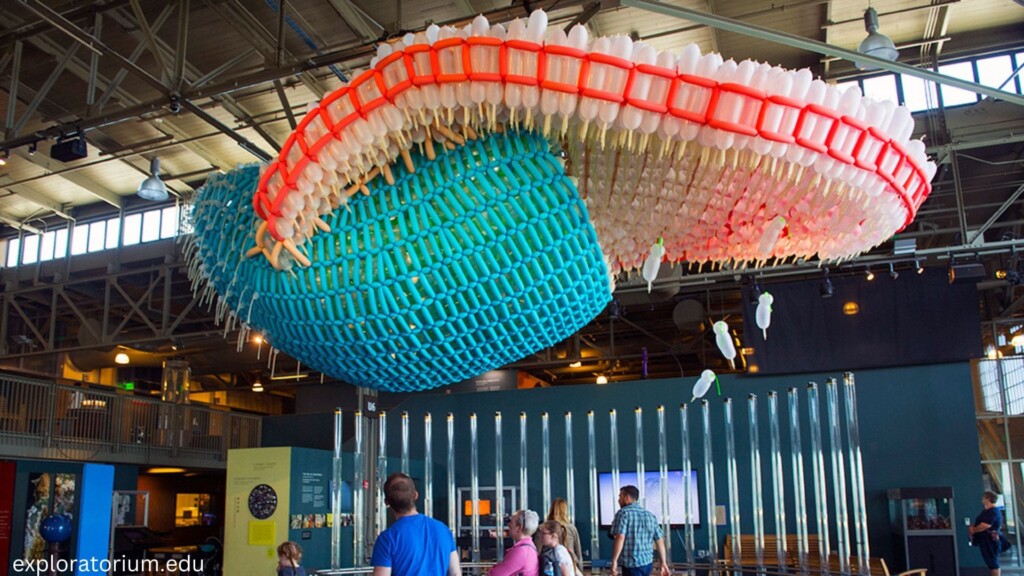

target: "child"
[537,520,583,576]
[277,541,306,576]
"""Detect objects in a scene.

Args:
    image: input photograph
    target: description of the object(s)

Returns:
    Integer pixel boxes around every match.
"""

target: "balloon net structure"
[187,130,610,391]
[187,9,934,391]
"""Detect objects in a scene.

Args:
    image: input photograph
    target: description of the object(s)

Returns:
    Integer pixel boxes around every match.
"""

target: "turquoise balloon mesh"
[190,130,611,392]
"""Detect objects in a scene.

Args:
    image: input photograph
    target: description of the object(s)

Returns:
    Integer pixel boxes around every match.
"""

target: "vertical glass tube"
[826,379,851,575]
[610,409,620,498]
[377,412,388,536]
[354,411,364,565]
[447,413,456,538]
[401,411,410,476]
[424,413,433,518]
[680,404,695,573]
[331,409,342,569]
[565,412,576,524]
[807,383,831,569]
[844,373,871,576]
[748,395,765,571]
[724,399,741,567]
[520,412,529,510]
[701,400,718,565]
[635,407,646,504]
[471,413,480,563]
[767,392,787,569]
[788,388,809,572]
[496,412,505,561]
[657,406,672,563]
[588,411,600,561]
[542,412,552,516]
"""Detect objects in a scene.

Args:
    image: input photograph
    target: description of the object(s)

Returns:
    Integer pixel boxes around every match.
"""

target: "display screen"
[598,471,699,526]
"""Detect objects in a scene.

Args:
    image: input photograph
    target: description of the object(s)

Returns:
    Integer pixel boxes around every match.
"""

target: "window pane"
[88,221,106,253]
[902,75,938,112]
[22,234,39,265]
[1015,53,1024,94]
[123,214,142,246]
[938,61,978,106]
[39,231,56,262]
[160,206,179,239]
[105,218,120,249]
[141,210,161,242]
[54,229,68,259]
[70,226,88,255]
[6,238,20,267]
[862,74,898,103]
[977,55,1015,92]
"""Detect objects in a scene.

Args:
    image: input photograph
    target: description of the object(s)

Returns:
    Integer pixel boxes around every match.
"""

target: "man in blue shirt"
[609,485,670,576]
[371,473,462,576]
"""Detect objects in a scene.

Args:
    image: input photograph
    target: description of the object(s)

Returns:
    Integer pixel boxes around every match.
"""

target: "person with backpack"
[489,509,540,576]
[537,520,583,576]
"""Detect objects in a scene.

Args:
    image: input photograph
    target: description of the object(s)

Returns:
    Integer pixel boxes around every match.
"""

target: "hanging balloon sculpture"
[186,10,934,392]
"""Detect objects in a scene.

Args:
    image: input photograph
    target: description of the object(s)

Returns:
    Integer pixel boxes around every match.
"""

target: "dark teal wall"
[375,362,982,571]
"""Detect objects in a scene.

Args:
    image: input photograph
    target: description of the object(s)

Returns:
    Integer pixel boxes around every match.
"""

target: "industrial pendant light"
[137,157,169,201]
[856,7,899,70]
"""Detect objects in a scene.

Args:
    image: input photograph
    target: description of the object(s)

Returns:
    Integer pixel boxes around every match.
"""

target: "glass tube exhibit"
[323,376,871,573]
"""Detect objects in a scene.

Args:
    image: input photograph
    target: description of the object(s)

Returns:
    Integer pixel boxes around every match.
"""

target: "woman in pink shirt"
[489,509,540,576]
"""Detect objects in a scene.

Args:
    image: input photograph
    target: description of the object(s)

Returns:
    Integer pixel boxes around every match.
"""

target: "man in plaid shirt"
[609,485,670,576]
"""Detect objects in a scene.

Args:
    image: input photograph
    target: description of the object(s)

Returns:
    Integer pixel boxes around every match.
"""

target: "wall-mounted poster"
[54,474,76,517]
[247,484,277,519]
[23,473,50,561]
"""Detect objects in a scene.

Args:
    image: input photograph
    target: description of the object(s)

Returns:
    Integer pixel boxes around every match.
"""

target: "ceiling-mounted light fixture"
[889,263,899,280]
[0,149,8,166]
[137,157,169,201]
[596,375,608,385]
[915,259,924,274]
[856,7,899,70]
[865,268,875,281]
[252,378,264,393]
[28,142,37,156]
[568,361,582,368]
[115,350,130,365]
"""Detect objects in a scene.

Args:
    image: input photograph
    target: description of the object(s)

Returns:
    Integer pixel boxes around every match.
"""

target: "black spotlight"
[820,270,834,298]
[749,281,762,306]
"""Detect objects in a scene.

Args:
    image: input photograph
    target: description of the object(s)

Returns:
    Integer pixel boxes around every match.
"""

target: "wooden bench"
[722,535,926,576]
[723,534,822,567]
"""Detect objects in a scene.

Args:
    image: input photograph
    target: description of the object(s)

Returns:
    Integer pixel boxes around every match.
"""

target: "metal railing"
[0,373,261,465]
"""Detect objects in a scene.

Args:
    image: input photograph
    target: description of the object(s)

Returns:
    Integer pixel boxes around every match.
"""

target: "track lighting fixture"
[820,269,834,298]
[866,268,875,281]
[889,263,899,280]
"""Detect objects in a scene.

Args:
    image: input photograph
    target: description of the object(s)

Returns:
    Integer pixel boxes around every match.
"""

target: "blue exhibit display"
[287,448,334,572]
[75,464,114,576]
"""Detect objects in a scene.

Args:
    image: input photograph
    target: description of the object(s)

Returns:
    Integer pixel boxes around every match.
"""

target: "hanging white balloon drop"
[642,237,666,293]
[714,320,737,369]
[756,292,773,340]
[691,369,717,402]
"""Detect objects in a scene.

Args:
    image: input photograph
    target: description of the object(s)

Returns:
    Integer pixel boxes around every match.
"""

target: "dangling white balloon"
[756,292,774,340]
[691,369,717,402]
[714,320,736,369]
[642,237,666,293]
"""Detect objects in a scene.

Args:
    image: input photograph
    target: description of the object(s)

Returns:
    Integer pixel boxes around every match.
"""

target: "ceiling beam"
[3,184,72,220]
[618,0,1024,108]
[327,0,385,43]
[11,150,122,208]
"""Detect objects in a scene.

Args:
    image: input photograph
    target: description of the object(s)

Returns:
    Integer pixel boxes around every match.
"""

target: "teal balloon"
[190,130,611,392]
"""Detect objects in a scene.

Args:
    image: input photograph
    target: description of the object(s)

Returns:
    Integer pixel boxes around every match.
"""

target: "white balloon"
[691,369,717,402]
[714,320,737,369]
[756,292,774,340]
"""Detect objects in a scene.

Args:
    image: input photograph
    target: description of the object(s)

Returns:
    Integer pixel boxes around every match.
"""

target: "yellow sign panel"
[248,521,276,546]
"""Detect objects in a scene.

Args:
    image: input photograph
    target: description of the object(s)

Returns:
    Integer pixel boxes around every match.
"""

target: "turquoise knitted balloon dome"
[189,130,611,391]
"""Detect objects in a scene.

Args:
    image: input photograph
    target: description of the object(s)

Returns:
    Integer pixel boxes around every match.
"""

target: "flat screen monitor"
[598,471,699,526]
